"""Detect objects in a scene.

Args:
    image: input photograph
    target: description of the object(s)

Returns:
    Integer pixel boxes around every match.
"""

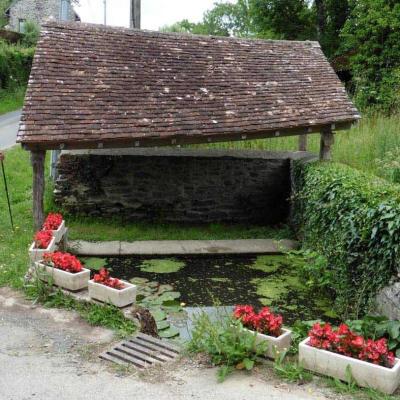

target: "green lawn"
[0,87,25,115]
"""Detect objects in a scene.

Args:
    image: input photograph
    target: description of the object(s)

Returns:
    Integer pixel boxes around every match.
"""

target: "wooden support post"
[319,127,335,161]
[31,150,45,231]
[298,134,308,151]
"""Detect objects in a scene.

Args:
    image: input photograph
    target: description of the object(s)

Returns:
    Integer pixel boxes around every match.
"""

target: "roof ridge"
[41,21,321,47]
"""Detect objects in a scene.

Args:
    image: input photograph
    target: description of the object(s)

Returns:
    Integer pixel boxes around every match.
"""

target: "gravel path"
[0,288,342,400]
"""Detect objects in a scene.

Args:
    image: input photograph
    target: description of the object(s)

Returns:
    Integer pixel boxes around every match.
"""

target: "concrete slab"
[68,239,298,256]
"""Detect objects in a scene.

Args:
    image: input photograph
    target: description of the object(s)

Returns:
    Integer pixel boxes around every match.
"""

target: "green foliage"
[187,311,267,382]
[293,161,400,318]
[341,0,400,112]
[0,41,34,90]
[21,21,40,47]
[0,0,12,28]
[251,0,316,40]
[288,320,321,355]
[273,349,313,383]
[375,148,400,184]
[346,316,400,357]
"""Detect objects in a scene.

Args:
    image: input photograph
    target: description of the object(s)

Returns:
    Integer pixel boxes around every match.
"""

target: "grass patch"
[0,86,25,115]
[67,216,293,242]
[194,113,400,180]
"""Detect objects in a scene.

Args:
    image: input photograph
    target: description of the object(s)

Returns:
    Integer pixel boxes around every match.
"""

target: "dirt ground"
[0,287,349,400]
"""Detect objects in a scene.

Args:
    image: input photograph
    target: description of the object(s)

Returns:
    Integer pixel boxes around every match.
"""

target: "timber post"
[31,150,46,231]
[298,134,308,151]
[319,127,335,161]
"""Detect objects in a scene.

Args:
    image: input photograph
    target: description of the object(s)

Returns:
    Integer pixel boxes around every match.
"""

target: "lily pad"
[150,309,167,322]
[157,284,174,294]
[129,277,149,285]
[158,326,179,338]
[140,259,185,274]
[156,320,170,330]
[158,291,181,302]
[82,257,107,271]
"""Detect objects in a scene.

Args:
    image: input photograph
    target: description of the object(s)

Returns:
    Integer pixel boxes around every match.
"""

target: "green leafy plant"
[273,349,312,383]
[292,161,400,318]
[289,320,322,355]
[187,311,267,382]
[346,316,400,357]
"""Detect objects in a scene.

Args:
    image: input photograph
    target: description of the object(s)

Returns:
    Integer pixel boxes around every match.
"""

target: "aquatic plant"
[139,258,185,274]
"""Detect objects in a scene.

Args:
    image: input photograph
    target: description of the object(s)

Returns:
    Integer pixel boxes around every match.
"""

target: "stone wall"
[8,0,76,31]
[54,148,316,224]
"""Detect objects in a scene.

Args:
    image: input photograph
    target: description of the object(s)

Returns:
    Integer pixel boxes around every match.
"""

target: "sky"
[75,0,226,31]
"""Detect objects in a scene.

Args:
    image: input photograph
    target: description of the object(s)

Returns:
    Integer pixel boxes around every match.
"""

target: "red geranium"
[43,213,63,230]
[34,230,53,249]
[43,252,83,273]
[308,322,395,368]
[233,305,283,337]
[93,268,124,290]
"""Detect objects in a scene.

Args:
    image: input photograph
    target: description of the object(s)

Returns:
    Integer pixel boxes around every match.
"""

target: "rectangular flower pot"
[29,237,57,263]
[52,220,67,243]
[88,280,137,308]
[246,328,292,359]
[35,262,90,292]
[299,338,400,394]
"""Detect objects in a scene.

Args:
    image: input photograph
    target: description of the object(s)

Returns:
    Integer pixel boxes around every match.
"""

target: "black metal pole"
[1,160,14,231]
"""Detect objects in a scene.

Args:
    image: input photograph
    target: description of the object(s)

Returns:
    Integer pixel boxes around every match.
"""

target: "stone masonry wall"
[8,0,76,31]
[54,149,316,224]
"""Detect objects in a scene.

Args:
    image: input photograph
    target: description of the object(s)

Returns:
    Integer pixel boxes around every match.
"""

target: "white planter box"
[246,328,292,359]
[29,237,57,263]
[88,279,137,308]
[35,262,90,292]
[299,338,400,394]
[51,220,67,243]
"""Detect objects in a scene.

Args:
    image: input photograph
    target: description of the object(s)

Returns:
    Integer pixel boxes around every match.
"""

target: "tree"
[314,0,350,58]
[340,0,400,111]
[0,0,12,28]
[21,21,39,47]
[250,0,316,40]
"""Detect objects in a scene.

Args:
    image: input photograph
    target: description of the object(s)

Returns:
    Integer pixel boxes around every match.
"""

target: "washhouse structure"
[16,22,360,229]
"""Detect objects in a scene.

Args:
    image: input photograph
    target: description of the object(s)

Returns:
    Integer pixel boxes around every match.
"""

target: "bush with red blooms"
[233,305,283,337]
[93,268,124,290]
[34,230,53,249]
[43,213,63,230]
[308,322,395,368]
[43,252,83,273]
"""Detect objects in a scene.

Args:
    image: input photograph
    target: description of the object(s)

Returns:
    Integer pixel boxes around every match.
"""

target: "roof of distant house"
[17,22,360,150]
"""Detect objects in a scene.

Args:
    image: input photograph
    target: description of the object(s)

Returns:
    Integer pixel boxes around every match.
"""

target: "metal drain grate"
[100,333,180,369]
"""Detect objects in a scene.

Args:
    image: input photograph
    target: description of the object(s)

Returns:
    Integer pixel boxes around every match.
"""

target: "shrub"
[0,41,34,89]
[187,311,267,381]
[292,161,400,317]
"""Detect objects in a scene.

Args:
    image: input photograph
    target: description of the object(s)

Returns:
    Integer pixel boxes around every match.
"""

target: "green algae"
[140,258,186,274]
[250,255,288,273]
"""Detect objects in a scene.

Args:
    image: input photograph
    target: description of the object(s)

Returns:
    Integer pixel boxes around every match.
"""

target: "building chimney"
[130,0,141,29]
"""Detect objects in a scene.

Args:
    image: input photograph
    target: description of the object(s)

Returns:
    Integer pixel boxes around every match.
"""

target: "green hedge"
[293,161,400,318]
[0,41,34,89]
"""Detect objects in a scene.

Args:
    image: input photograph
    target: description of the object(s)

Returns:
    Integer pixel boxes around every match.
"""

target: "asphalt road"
[0,109,21,150]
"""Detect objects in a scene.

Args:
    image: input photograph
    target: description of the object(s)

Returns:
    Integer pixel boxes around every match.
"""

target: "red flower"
[93,268,124,290]
[43,252,83,273]
[43,213,63,231]
[308,323,395,368]
[233,305,283,337]
[34,230,53,249]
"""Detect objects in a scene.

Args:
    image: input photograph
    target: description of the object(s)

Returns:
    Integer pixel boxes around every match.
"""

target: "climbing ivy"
[292,161,400,318]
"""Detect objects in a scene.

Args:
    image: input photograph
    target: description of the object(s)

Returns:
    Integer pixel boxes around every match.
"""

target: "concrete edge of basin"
[68,239,299,256]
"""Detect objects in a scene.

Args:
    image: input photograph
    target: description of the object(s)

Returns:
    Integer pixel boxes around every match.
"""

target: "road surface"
[0,288,340,400]
[0,109,21,150]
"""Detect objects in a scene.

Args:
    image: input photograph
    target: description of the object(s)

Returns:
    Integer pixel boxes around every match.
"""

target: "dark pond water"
[87,254,337,326]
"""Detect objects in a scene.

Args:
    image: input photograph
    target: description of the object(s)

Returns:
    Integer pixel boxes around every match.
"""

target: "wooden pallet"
[100,333,180,369]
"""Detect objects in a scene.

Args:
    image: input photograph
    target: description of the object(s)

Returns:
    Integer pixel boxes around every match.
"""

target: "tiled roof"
[17,22,360,150]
